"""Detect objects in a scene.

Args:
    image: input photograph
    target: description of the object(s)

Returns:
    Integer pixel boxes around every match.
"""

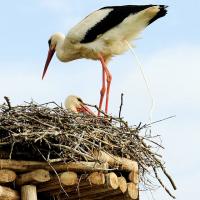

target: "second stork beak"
[42,48,55,80]
[78,104,95,115]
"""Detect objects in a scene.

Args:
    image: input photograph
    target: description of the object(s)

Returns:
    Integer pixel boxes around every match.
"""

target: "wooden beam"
[0,159,108,172]
[0,185,20,200]
[93,150,138,172]
[0,169,17,184]
[21,185,37,200]
[16,169,50,186]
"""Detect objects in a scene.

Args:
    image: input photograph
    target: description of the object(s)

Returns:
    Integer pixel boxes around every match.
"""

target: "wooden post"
[16,169,50,186]
[0,169,17,184]
[0,185,20,200]
[21,185,37,200]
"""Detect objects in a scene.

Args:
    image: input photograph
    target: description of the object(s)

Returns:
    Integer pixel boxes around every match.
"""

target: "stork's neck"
[55,34,80,62]
[54,34,66,62]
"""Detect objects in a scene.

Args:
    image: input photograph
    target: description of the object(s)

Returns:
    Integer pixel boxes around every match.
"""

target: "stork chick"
[64,95,94,115]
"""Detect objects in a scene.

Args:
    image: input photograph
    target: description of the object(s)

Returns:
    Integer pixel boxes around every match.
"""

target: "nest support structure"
[0,100,176,199]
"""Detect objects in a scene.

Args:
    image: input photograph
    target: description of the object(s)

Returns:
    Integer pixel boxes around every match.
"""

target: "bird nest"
[0,97,176,198]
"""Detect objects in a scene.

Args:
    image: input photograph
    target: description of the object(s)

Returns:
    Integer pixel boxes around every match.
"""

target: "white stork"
[64,95,94,115]
[42,5,167,116]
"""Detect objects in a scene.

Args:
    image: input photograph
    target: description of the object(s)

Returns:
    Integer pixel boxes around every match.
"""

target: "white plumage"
[64,95,94,115]
[42,5,167,116]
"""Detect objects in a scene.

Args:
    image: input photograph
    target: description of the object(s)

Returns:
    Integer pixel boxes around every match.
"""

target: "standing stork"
[42,5,167,116]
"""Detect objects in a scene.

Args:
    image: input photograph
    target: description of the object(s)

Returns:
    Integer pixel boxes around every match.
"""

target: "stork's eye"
[77,97,83,103]
[48,39,51,47]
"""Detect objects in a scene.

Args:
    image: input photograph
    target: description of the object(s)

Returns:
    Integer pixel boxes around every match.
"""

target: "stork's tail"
[148,5,168,25]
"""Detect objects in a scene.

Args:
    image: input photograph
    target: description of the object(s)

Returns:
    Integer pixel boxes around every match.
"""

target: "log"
[21,185,37,200]
[126,183,138,200]
[37,172,102,194]
[37,171,78,192]
[16,169,50,186]
[105,172,118,189]
[129,170,139,184]
[60,171,78,186]
[118,176,127,193]
[93,150,138,172]
[0,159,108,172]
[88,172,105,185]
[0,169,17,184]
[0,185,20,200]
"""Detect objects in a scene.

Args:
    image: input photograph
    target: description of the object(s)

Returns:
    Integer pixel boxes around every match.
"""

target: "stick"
[153,167,176,199]
[118,93,124,118]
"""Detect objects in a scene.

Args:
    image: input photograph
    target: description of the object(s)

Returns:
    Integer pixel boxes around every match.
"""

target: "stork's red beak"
[42,48,55,79]
[77,104,95,115]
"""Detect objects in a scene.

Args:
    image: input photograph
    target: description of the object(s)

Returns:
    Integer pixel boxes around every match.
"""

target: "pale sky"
[0,1,200,199]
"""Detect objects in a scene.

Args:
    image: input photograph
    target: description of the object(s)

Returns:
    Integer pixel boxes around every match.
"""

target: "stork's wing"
[67,5,167,44]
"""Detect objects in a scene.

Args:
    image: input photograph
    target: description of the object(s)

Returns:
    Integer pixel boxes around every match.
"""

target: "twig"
[153,167,176,199]
[119,93,124,119]
[4,96,12,110]
[36,147,69,198]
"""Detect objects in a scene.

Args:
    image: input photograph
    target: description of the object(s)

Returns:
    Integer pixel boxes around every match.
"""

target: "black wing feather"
[80,5,167,43]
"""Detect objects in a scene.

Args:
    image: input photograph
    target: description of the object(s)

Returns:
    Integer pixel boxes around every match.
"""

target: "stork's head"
[64,95,94,115]
[42,33,64,79]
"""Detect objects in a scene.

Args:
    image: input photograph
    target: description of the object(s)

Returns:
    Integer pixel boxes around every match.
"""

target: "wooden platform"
[0,159,139,200]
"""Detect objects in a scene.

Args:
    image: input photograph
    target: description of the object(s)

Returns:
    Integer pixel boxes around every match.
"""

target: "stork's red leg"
[98,54,112,115]
[98,56,106,116]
